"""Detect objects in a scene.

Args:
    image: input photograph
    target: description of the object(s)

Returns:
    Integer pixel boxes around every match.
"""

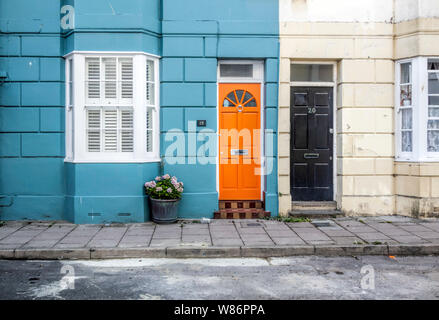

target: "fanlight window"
[223,89,257,107]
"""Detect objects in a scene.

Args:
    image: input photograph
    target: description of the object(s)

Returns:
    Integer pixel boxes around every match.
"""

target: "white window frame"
[395,56,439,162]
[64,51,160,163]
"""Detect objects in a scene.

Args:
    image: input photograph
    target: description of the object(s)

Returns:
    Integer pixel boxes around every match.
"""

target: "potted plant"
[144,174,184,224]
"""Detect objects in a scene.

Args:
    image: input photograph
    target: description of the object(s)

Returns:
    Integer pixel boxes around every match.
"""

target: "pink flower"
[144,181,156,188]
[155,176,161,181]
[156,187,162,192]
[179,182,184,187]
[177,187,183,192]
[162,174,170,179]
[166,188,172,193]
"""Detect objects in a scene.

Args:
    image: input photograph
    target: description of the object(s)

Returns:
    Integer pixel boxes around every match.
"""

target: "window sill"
[64,158,161,164]
[395,158,439,163]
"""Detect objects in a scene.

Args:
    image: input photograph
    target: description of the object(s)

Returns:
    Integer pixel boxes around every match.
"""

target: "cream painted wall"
[280,0,393,23]
[278,0,439,217]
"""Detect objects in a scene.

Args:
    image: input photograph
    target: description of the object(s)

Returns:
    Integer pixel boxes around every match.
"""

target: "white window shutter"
[146,108,153,152]
[104,110,118,151]
[120,58,133,99]
[86,58,100,101]
[103,58,117,100]
[121,110,134,152]
[146,59,155,105]
[87,109,101,152]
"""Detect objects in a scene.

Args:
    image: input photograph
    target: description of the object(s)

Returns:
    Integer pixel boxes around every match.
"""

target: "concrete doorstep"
[1,216,439,260]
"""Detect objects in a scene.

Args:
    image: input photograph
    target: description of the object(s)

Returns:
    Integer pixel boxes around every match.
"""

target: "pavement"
[1,256,439,299]
[1,216,439,260]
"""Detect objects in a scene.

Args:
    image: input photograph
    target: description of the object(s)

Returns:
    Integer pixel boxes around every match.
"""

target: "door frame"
[289,60,337,201]
[216,60,265,201]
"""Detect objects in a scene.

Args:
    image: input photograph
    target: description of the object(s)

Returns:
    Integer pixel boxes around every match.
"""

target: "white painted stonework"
[280,0,393,23]
[395,0,439,22]
[280,0,439,23]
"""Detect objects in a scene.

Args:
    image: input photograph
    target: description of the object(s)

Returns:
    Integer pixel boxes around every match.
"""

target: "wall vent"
[118,212,131,217]
[88,212,102,217]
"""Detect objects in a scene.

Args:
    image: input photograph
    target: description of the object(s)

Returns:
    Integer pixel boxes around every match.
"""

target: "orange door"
[219,83,261,200]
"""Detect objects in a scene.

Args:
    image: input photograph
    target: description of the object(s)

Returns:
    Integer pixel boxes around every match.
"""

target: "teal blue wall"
[0,0,279,223]
[161,0,279,217]
[0,0,65,221]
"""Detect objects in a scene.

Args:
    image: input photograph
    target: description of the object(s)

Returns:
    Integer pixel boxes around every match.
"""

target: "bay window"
[395,57,439,161]
[64,52,159,162]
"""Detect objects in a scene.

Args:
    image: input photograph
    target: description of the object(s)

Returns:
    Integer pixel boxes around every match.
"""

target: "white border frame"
[216,60,265,200]
[395,56,439,162]
[290,60,338,201]
[64,51,161,163]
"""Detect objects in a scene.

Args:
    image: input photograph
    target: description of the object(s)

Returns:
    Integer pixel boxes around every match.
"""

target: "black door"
[290,87,333,201]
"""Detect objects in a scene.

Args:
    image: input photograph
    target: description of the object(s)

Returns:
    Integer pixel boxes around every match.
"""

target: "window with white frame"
[64,53,159,162]
[396,57,439,161]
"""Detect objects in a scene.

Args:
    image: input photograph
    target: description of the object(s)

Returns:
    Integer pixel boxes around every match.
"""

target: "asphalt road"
[1,256,439,300]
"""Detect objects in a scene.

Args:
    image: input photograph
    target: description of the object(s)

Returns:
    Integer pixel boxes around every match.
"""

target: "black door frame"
[290,86,335,201]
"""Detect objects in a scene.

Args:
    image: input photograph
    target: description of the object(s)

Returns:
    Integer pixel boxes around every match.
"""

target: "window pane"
[223,98,233,107]
[146,108,153,152]
[291,64,333,82]
[120,59,133,99]
[245,98,257,107]
[428,72,439,94]
[400,84,412,106]
[428,59,439,71]
[103,110,118,151]
[86,58,100,99]
[427,131,439,152]
[69,59,74,105]
[429,96,439,105]
[429,107,439,117]
[146,60,155,105]
[87,109,101,152]
[401,109,412,129]
[402,131,412,152]
[400,63,411,84]
[428,120,439,129]
[146,83,155,105]
[120,110,133,152]
[220,64,253,78]
[103,58,117,99]
[146,60,154,82]
[235,90,244,103]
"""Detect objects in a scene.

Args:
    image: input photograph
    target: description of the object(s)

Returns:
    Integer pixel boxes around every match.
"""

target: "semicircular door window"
[223,89,257,107]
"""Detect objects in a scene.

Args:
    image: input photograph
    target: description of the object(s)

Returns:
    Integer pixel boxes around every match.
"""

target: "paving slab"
[149,238,181,247]
[355,232,391,241]
[389,235,429,243]
[212,238,244,246]
[331,236,363,245]
[399,225,434,233]
[271,237,306,245]
[411,231,439,239]
[1,218,439,259]
[265,229,297,237]
[22,240,58,248]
